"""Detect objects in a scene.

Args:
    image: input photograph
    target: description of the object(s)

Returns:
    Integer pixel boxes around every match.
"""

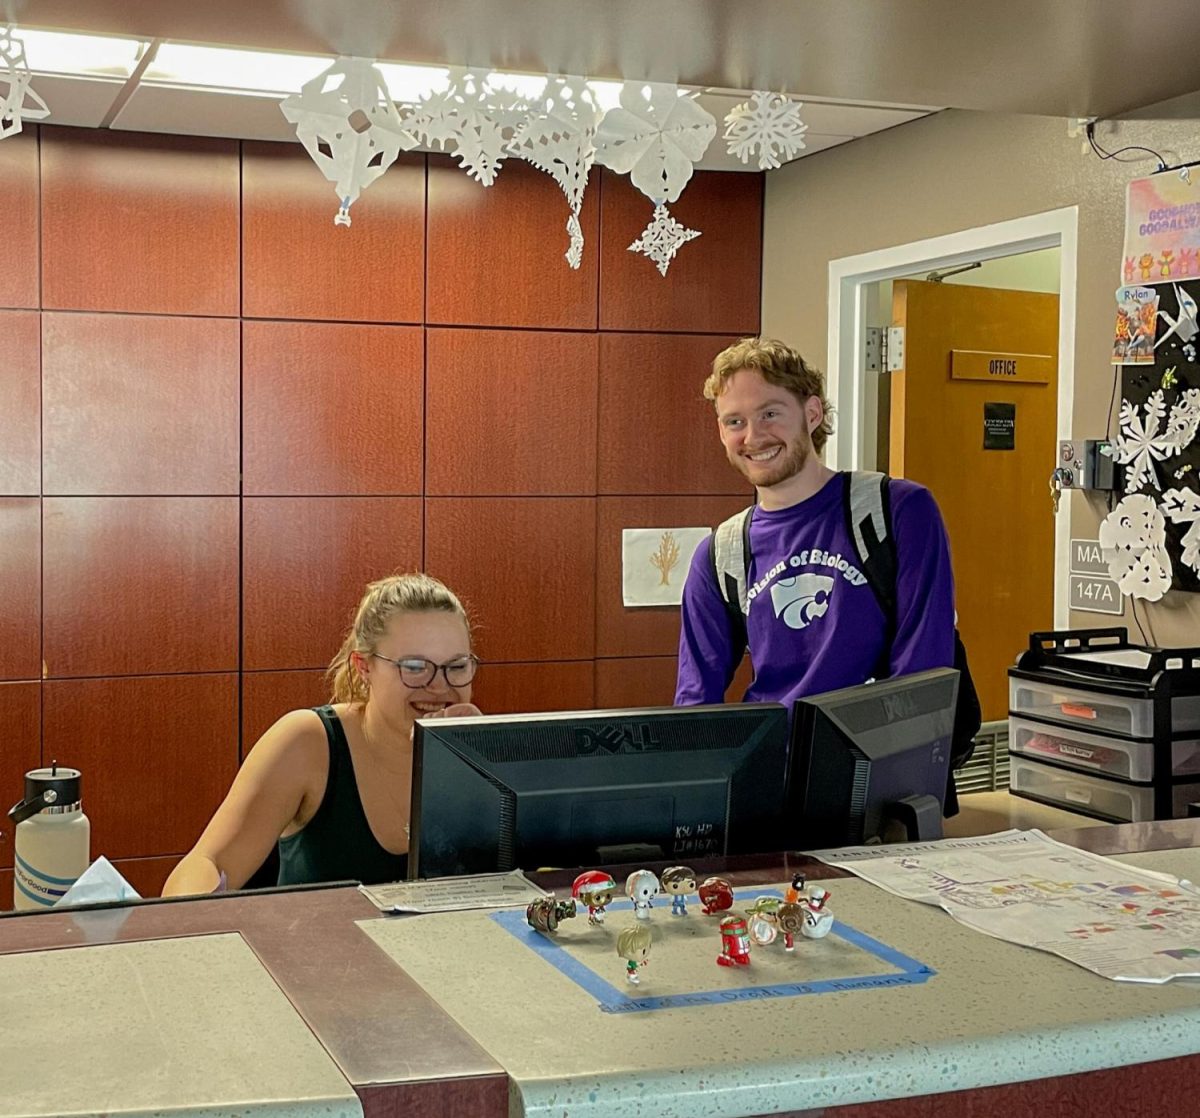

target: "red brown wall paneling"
[242,497,424,671]
[0,131,39,310]
[426,328,599,496]
[0,500,41,682]
[41,314,240,496]
[0,311,40,495]
[426,154,599,330]
[597,332,752,495]
[599,168,763,334]
[40,128,240,316]
[471,661,596,715]
[42,497,240,678]
[425,497,597,664]
[43,673,239,860]
[242,670,328,757]
[595,656,756,710]
[243,321,424,496]
[0,683,41,870]
[242,143,425,323]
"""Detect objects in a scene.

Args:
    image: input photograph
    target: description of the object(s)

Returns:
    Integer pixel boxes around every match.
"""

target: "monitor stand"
[883,794,944,842]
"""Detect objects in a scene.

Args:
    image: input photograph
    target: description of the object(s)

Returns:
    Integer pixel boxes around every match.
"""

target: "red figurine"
[572,870,616,926]
[717,913,752,967]
[776,901,805,951]
[698,876,734,915]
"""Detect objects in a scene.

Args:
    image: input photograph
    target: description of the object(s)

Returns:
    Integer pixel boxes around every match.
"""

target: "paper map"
[813,830,1200,984]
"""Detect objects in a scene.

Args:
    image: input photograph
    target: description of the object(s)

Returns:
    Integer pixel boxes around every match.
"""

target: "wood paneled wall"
[0,125,763,894]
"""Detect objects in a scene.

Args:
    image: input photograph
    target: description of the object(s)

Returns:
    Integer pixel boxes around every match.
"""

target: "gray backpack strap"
[709,506,754,655]
[845,470,897,676]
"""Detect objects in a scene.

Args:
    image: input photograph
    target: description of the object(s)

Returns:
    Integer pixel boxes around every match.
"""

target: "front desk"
[2,820,1200,1118]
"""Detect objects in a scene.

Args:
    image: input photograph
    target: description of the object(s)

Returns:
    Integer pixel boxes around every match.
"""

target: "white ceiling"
[12,0,1200,168]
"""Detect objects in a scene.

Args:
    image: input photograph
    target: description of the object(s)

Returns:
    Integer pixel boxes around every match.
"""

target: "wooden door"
[890,280,1059,722]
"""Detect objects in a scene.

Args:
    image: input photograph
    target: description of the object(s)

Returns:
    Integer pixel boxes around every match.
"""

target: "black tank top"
[276,706,409,887]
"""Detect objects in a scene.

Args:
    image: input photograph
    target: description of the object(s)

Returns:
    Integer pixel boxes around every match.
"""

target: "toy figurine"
[802,886,833,940]
[572,870,617,925]
[784,872,807,904]
[746,896,779,946]
[527,896,560,935]
[777,901,805,951]
[616,924,652,985]
[697,876,734,915]
[660,865,696,916]
[625,869,660,921]
[717,914,752,967]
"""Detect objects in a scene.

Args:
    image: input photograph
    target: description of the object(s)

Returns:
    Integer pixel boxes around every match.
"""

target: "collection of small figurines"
[524,864,834,986]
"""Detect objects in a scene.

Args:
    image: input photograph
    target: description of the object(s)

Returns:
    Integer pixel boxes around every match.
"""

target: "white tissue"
[54,856,141,908]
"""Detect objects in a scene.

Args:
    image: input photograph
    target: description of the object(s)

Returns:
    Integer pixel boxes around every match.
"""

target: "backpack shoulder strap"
[845,471,898,677]
[708,506,754,652]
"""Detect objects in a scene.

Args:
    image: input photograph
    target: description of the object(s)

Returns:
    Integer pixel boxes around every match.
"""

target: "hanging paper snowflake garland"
[1104,388,1200,492]
[280,57,416,227]
[1161,487,1200,576]
[628,203,701,276]
[0,29,50,139]
[595,82,715,203]
[1098,494,1173,601]
[508,77,602,268]
[402,68,528,187]
[724,91,807,171]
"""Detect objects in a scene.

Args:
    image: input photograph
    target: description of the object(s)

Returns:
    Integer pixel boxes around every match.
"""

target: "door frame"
[826,206,1079,627]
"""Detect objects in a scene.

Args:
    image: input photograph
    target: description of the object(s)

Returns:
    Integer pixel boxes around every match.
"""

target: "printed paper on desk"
[359,869,552,914]
[811,829,1200,984]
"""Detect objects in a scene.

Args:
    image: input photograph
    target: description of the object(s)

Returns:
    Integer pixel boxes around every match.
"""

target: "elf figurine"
[616,924,652,985]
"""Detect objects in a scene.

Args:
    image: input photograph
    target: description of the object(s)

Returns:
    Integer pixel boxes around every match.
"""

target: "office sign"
[950,349,1053,384]
[983,402,1016,450]
[1068,538,1123,614]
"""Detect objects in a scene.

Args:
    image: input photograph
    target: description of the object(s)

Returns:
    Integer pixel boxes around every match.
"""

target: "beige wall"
[762,108,1200,646]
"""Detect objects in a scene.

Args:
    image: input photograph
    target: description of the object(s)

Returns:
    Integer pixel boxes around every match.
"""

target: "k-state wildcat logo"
[770,574,834,630]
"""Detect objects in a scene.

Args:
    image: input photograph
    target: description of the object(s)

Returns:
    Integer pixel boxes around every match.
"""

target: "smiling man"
[674,336,957,712]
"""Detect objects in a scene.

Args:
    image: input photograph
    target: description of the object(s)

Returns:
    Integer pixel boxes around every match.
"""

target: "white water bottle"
[9,763,90,912]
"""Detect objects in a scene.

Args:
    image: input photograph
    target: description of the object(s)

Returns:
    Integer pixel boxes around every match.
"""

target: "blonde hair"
[327,573,470,705]
[704,336,834,455]
[616,924,652,959]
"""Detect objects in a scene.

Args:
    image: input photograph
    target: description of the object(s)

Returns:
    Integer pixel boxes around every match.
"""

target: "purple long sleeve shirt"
[675,472,956,707]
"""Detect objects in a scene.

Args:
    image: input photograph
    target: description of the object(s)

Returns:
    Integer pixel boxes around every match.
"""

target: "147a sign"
[1069,539,1123,615]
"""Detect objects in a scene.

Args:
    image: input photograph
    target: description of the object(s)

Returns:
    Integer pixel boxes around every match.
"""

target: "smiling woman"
[161,573,481,896]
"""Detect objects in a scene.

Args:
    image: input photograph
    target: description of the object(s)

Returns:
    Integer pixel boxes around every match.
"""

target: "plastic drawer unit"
[1008,629,1200,823]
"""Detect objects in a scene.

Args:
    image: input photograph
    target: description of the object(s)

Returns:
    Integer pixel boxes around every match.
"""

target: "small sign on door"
[1069,538,1123,615]
[983,402,1016,450]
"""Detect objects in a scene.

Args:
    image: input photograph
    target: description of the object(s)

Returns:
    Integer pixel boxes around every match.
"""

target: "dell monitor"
[788,668,959,849]
[409,703,789,879]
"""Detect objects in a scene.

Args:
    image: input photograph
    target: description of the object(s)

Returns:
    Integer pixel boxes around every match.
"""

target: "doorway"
[825,209,1079,720]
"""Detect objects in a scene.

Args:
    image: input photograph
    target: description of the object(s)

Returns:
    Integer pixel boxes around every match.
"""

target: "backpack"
[708,471,982,804]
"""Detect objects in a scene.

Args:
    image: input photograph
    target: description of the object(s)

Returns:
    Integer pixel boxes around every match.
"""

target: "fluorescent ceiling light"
[14,27,144,79]
[144,43,332,95]
[486,72,547,100]
[375,62,449,103]
[587,80,624,113]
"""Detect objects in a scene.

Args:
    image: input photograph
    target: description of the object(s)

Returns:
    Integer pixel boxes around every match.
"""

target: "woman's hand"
[425,702,483,719]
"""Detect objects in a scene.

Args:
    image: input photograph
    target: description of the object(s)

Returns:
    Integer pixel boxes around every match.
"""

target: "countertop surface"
[0,931,363,1118]
[361,849,1200,1118]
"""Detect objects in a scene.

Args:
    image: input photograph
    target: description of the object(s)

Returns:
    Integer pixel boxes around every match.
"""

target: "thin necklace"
[360,711,412,840]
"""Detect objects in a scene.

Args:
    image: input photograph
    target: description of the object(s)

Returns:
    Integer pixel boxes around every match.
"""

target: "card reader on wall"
[1057,440,1117,491]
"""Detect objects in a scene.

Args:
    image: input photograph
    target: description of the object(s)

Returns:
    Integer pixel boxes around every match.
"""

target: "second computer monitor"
[410,703,789,879]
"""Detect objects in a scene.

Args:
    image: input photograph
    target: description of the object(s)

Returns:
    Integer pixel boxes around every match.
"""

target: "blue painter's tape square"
[492,888,934,1013]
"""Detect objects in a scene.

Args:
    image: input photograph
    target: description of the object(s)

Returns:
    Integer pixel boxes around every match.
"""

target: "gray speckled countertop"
[361,851,1200,1118]
[0,931,363,1118]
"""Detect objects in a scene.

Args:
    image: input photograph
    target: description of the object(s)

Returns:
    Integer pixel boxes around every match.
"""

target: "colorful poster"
[1123,173,1200,284]
[1112,284,1159,365]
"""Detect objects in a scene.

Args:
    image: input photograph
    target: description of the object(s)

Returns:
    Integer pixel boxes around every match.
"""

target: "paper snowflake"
[1161,487,1200,575]
[0,29,50,139]
[402,68,528,187]
[280,57,416,226]
[594,82,715,204]
[628,202,700,276]
[1099,494,1173,601]
[723,91,807,170]
[565,212,584,270]
[1104,391,1175,492]
[508,77,602,268]
[1164,387,1200,452]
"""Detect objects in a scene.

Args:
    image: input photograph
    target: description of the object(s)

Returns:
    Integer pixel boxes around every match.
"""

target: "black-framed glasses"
[369,653,480,689]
